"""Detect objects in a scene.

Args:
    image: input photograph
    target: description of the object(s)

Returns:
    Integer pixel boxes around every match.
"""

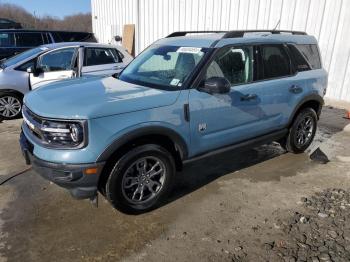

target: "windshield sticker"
[177,47,202,54]
[170,78,180,86]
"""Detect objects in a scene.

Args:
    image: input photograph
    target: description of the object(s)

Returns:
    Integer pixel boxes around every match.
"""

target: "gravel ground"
[266,189,350,262]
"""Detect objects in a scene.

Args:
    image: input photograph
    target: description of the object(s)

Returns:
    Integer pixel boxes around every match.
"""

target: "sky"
[1,0,91,18]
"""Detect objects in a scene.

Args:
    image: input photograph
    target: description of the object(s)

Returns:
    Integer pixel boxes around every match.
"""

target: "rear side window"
[0,33,14,47]
[53,32,94,42]
[15,33,44,47]
[84,48,121,66]
[260,45,291,79]
[295,44,322,69]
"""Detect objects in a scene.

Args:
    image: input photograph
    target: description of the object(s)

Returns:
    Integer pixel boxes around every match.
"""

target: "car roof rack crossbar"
[166,31,227,38]
[222,30,307,38]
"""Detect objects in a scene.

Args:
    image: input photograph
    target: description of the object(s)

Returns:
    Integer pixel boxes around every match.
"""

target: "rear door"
[256,44,307,127]
[81,47,124,76]
[29,47,77,89]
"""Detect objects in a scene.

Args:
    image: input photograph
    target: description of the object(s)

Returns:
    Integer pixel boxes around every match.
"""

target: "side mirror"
[27,66,42,77]
[114,35,122,42]
[198,77,231,94]
[26,66,34,74]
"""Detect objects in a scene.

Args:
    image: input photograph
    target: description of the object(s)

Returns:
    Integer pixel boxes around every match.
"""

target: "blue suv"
[20,30,327,213]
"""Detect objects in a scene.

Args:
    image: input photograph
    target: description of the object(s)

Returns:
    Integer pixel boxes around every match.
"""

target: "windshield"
[2,47,47,68]
[119,45,207,90]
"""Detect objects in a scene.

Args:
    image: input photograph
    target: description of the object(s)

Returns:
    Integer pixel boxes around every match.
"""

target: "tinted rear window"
[15,33,44,47]
[52,32,94,42]
[260,45,291,79]
[287,44,311,72]
[295,44,322,69]
[0,33,15,47]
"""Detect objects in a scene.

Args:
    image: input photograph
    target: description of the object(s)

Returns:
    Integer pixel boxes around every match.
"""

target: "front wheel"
[0,93,23,120]
[280,108,317,153]
[105,144,176,214]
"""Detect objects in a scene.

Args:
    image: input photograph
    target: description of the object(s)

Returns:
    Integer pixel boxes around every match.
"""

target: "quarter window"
[295,44,322,69]
[84,48,120,66]
[205,46,254,85]
[287,44,311,72]
[38,48,76,72]
[261,45,291,79]
[15,33,44,47]
[16,59,35,71]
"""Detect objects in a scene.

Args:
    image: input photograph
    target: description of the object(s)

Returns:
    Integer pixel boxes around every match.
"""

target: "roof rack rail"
[166,31,227,38]
[222,30,307,38]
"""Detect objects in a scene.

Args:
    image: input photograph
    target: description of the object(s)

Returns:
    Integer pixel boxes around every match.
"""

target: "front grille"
[22,105,45,141]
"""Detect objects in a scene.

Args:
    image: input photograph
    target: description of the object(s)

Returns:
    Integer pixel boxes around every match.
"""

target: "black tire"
[0,92,23,120]
[280,108,317,153]
[105,144,176,214]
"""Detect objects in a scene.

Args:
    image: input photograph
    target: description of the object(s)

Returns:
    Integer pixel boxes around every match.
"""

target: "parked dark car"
[0,29,96,60]
[0,18,22,29]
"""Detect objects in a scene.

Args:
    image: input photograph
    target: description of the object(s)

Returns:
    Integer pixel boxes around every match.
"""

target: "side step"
[183,129,288,164]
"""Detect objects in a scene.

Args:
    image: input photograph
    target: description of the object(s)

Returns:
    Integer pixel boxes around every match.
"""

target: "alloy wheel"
[295,115,314,147]
[121,156,166,204]
[0,96,22,118]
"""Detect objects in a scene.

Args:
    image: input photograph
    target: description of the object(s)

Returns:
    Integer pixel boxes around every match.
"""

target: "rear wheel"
[280,108,317,153]
[0,93,23,120]
[105,144,175,214]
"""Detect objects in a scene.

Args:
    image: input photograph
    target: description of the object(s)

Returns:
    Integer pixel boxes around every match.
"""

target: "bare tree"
[0,3,92,32]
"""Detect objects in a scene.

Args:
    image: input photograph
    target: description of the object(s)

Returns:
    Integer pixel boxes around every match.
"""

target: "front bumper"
[20,131,105,199]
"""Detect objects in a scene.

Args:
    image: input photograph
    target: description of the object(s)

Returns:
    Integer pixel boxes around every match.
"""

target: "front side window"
[84,48,120,66]
[261,45,291,79]
[204,46,254,85]
[119,45,206,90]
[15,33,44,47]
[0,33,14,47]
[38,47,76,72]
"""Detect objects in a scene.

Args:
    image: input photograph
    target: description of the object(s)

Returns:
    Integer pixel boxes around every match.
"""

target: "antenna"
[273,19,281,31]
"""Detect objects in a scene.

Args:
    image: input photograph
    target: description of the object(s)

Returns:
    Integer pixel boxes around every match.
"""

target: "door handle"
[289,85,303,94]
[240,94,257,101]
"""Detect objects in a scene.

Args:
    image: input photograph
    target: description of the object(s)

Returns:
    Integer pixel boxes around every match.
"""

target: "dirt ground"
[0,106,349,262]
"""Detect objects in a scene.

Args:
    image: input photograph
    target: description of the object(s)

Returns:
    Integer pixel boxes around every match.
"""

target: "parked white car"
[0,42,133,119]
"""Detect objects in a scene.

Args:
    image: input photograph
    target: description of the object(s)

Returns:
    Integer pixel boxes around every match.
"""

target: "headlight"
[40,120,86,148]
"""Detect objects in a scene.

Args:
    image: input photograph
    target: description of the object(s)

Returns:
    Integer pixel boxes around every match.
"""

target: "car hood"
[24,76,181,119]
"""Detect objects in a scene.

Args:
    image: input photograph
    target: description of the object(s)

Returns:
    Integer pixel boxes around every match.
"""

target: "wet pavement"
[0,106,349,262]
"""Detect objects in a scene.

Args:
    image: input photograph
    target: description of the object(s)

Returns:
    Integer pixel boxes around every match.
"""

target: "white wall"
[91,0,350,102]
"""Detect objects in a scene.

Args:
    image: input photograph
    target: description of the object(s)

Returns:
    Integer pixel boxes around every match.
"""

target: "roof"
[156,30,318,48]
[0,29,92,33]
[40,42,118,49]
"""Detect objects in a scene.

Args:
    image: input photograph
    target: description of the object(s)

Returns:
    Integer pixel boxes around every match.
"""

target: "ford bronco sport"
[20,30,327,214]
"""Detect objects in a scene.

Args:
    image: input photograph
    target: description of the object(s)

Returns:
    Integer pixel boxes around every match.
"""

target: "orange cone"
[346,110,350,120]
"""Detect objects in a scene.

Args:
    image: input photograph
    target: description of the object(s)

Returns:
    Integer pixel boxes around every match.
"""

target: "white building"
[91,0,350,102]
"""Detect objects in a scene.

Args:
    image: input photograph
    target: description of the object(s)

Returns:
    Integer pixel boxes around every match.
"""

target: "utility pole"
[34,11,37,29]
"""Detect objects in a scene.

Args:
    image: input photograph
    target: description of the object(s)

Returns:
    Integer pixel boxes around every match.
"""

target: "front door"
[29,47,77,89]
[189,44,293,156]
